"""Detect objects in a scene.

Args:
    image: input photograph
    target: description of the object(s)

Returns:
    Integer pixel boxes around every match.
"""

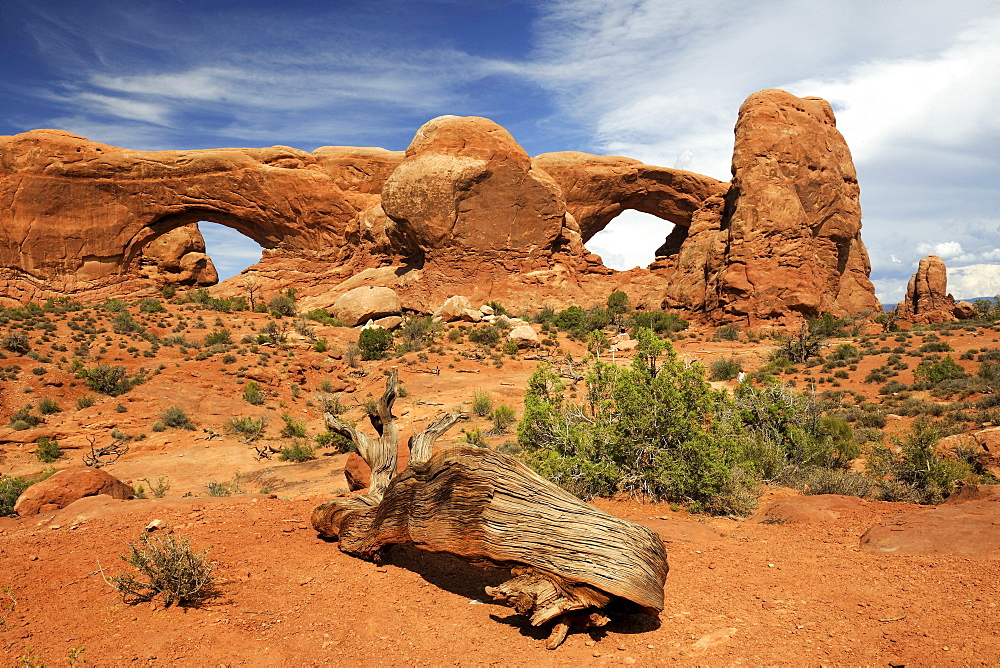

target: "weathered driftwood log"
[312,369,668,648]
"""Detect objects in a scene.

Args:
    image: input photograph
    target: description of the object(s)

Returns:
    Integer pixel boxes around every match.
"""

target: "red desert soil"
[3,303,1000,664]
[2,493,999,665]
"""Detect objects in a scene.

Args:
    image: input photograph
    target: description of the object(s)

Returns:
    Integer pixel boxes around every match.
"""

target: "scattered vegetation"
[108,533,215,606]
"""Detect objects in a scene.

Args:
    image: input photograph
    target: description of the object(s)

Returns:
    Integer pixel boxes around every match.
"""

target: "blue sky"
[3,0,1000,302]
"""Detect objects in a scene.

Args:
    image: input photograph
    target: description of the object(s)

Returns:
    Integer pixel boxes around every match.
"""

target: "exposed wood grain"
[311,372,669,648]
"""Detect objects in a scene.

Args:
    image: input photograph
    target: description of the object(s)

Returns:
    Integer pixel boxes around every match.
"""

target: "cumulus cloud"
[947,264,1000,300]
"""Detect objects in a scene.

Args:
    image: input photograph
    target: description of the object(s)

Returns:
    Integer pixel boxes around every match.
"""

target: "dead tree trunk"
[312,369,668,649]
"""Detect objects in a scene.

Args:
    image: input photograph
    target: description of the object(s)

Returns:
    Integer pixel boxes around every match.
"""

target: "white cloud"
[916,240,965,261]
[947,264,1000,300]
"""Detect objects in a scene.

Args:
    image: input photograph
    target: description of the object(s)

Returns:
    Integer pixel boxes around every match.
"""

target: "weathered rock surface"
[938,429,1000,478]
[895,255,963,323]
[508,324,540,348]
[0,90,882,325]
[14,467,134,516]
[532,152,727,241]
[331,286,402,326]
[753,494,869,524]
[665,89,881,322]
[139,224,219,286]
[382,116,568,257]
[433,295,474,322]
[860,500,1000,556]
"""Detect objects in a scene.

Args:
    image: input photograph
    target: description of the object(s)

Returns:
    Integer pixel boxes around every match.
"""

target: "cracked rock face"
[896,255,960,323]
[0,90,880,325]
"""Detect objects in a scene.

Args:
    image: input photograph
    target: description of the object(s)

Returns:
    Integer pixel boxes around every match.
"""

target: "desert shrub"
[313,339,328,353]
[870,419,972,504]
[109,533,214,606]
[38,398,61,415]
[913,356,966,387]
[138,298,165,313]
[279,441,316,462]
[103,298,128,312]
[713,325,740,341]
[145,476,171,498]
[159,406,194,430]
[304,308,344,326]
[358,328,393,360]
[111,312,143,335]
[10,405,41,429]
[490,404,516,434]
[344,342,361,367]
[462,427,488,447]
[151,421,166,432]
[78,363,143,396]
[225,415,268,442]
[316,430,354,453]
[206,473,245,497]
[0,469,56,516]
[268,294,297,317]
[809,312,848,337]
[34,437,61,463]
[279,413,307,438]
[471,389,493,417]
[630,310,688,335]
[242,381,266,406]
[827,343,860,362]
[1,330,29,353]
[709,357,742,381]
[879,380,910,395]
[779,465,877,498]
[468,325,501,346]
[257,321,288,346]
[447,328,463,343]
[398,316,440,353]
[519,329,743,513]
[919,341,953,353]
[204,329,231,346]
[776,322,825,364]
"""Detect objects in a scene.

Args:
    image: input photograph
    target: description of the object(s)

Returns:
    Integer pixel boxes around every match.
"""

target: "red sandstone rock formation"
[14,467,134,516]
[895,255,966,323]
[138,224,219,286]
[665,89,881,321]
[0,90,882,325]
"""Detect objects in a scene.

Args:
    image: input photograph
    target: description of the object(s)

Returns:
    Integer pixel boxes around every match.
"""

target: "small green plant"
[471,389,493,417]
[34,436,61,463]
[206,473,245,497]
[151,420,166,432]
[225,415,269,443]
[709,357,742,381]
[9,405,41,430]
[713,325,740,341]
[159,406,194,430]
[490,404,516,434]
[77,363,143,396]
[204,329,232,346]
[37,397,61,415]
[462,427,488,447]
[358,328,393,360]
[468,325,501,346]
[1,469,56,516]
[279,441,317,462]
[76,394,97,410]
[243,381,266,406]
[108,533,214,606]
[2,330,30,353]
[279,413,307,438]
[144,476,171,498]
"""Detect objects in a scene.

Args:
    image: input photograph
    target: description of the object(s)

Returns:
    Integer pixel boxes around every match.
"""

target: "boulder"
[434,295,473,322]
[895,255,958,323]
[14,467,134,516]
[508,325,540,348]
[953,300,978,320]
[382,116,567,254]
[860,501,1000,556]
[332,286,401,326]
[139,224,219,286]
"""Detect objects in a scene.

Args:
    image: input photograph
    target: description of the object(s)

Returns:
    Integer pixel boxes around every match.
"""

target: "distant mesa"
[0,89,880,325]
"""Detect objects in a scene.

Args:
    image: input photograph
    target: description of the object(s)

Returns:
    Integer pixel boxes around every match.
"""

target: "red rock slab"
[860,501,1000,556]
[753,494,869,524]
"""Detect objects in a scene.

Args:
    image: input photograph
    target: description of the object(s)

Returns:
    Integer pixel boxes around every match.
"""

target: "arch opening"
[583,209,684,271]
[132,216,265,288]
